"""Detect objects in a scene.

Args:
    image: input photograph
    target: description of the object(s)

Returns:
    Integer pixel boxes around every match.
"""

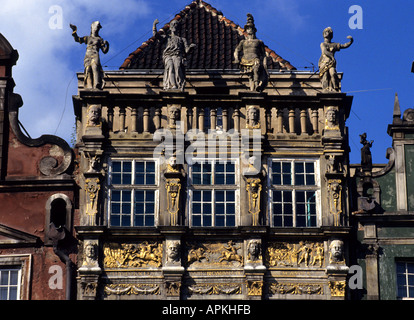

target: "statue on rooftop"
[360,132,373,171]
[234,13,268,92]
[70,21,109,90]
[318,27,353,92]
[153,19,196,91]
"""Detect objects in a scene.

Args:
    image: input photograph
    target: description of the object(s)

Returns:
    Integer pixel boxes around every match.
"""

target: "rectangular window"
[0,267,21,300]
[396,261,414,299]
[190,159,238,227]
[269,159,319,227]
[108,159,157,227]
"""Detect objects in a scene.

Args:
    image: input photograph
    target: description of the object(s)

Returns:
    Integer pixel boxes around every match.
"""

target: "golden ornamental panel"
[266,241,325,268]
[103,241,163,269]
[104,283,160,296]
[269,281,324,295]
[187,283,242,295]
[186,240,243,268]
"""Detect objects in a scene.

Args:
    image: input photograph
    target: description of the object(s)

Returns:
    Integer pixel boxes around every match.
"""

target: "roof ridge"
[119,0,295,70]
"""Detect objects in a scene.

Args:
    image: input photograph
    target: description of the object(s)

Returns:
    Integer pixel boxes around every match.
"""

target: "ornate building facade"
[1,0,414,300]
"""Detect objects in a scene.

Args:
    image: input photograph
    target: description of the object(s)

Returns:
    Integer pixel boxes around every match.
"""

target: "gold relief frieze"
[186,241,243,268]
[246,280,263,296]
[267,241,325,268]
[328,280,346,297]
[103,242,162,269]
[187,283,242,295]
[268,281,324,295]
[104,283,160,296]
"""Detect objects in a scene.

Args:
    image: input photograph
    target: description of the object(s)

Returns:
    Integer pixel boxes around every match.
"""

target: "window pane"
[295,162,304,173]
[0,272,8,285]
[305,162,314,173]
[134,215,144,226]
[203,215,212,226]
[227,215,235,227]
[112,161,121,172]
[202,173,211,185]
[272,162,281,173]
[9,271,18,285]
[216,190,225,202]
[110,215,120,226]
[193,173,201,184]
[282,162,291,174]
[193,191,201,202]
[397,286,406,298]
[227,190,235,202]
[147,161,155,173]
[216,215,225,227]
[396,262,406,274]
[121,215,130,226]
[295,174,305,185]
[135,174,144,185]
[9,287,17,300]
[216,174,225,184]
[112,173,121,185]
[282,174,291,185]
[193,216,201,227]
[0,287,8,300]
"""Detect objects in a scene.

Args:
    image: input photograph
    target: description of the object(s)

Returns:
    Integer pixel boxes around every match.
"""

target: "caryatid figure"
[234,14,268,92]
[153,19,196,91]
[318,27,353,92]
[70,21,109,90]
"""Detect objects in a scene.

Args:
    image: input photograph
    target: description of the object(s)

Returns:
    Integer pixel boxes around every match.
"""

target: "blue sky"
[1,0,413,165]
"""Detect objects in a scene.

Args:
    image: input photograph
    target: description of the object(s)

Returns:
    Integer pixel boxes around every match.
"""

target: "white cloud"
[0,0,152,143]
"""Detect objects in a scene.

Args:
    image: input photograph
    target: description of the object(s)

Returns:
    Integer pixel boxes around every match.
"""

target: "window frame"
[396,261,414,300]
[107,158,159,227]
[268,158,321,228]
[0,254,31,300]
[188,158,239,227]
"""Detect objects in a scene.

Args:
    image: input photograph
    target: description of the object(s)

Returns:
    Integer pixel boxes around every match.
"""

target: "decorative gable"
[120,0,295,71]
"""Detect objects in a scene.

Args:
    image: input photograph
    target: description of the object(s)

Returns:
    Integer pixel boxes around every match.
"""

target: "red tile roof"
[120,0,295,70]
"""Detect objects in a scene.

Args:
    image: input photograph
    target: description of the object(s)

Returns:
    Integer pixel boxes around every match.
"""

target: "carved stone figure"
[246,106,260,129]
[219,241,243,264]
[246,178,262,226]
[328,179,343,226]
[329,239,344,264]
[87,104,101,126]
[319,27,353,92]
[360,132,373,171]
[70,21,109,90]
[234,14,268,92]
[165,178,181,226]
[153,19,196,91]
[85,177,100,226]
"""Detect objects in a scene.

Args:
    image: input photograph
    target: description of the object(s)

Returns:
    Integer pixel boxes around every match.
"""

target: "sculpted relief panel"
[186,241,244,269]
[267,241,325,268]
[103,242,163,269]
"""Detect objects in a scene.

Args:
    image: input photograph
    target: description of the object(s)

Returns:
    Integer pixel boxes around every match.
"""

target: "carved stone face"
[330,240,344,262]
[248,107,259,125]
[167,241,180,262]
[326,108,337,124]
[88,105,101,126]
[323,27,333,41]
[248,240,260,260]
[85,242,96,259]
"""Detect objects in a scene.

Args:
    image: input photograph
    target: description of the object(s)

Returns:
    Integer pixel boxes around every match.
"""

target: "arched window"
[45,194,72,245]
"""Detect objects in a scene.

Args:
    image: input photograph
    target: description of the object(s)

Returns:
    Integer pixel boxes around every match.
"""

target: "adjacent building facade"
[1,0,414,300]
